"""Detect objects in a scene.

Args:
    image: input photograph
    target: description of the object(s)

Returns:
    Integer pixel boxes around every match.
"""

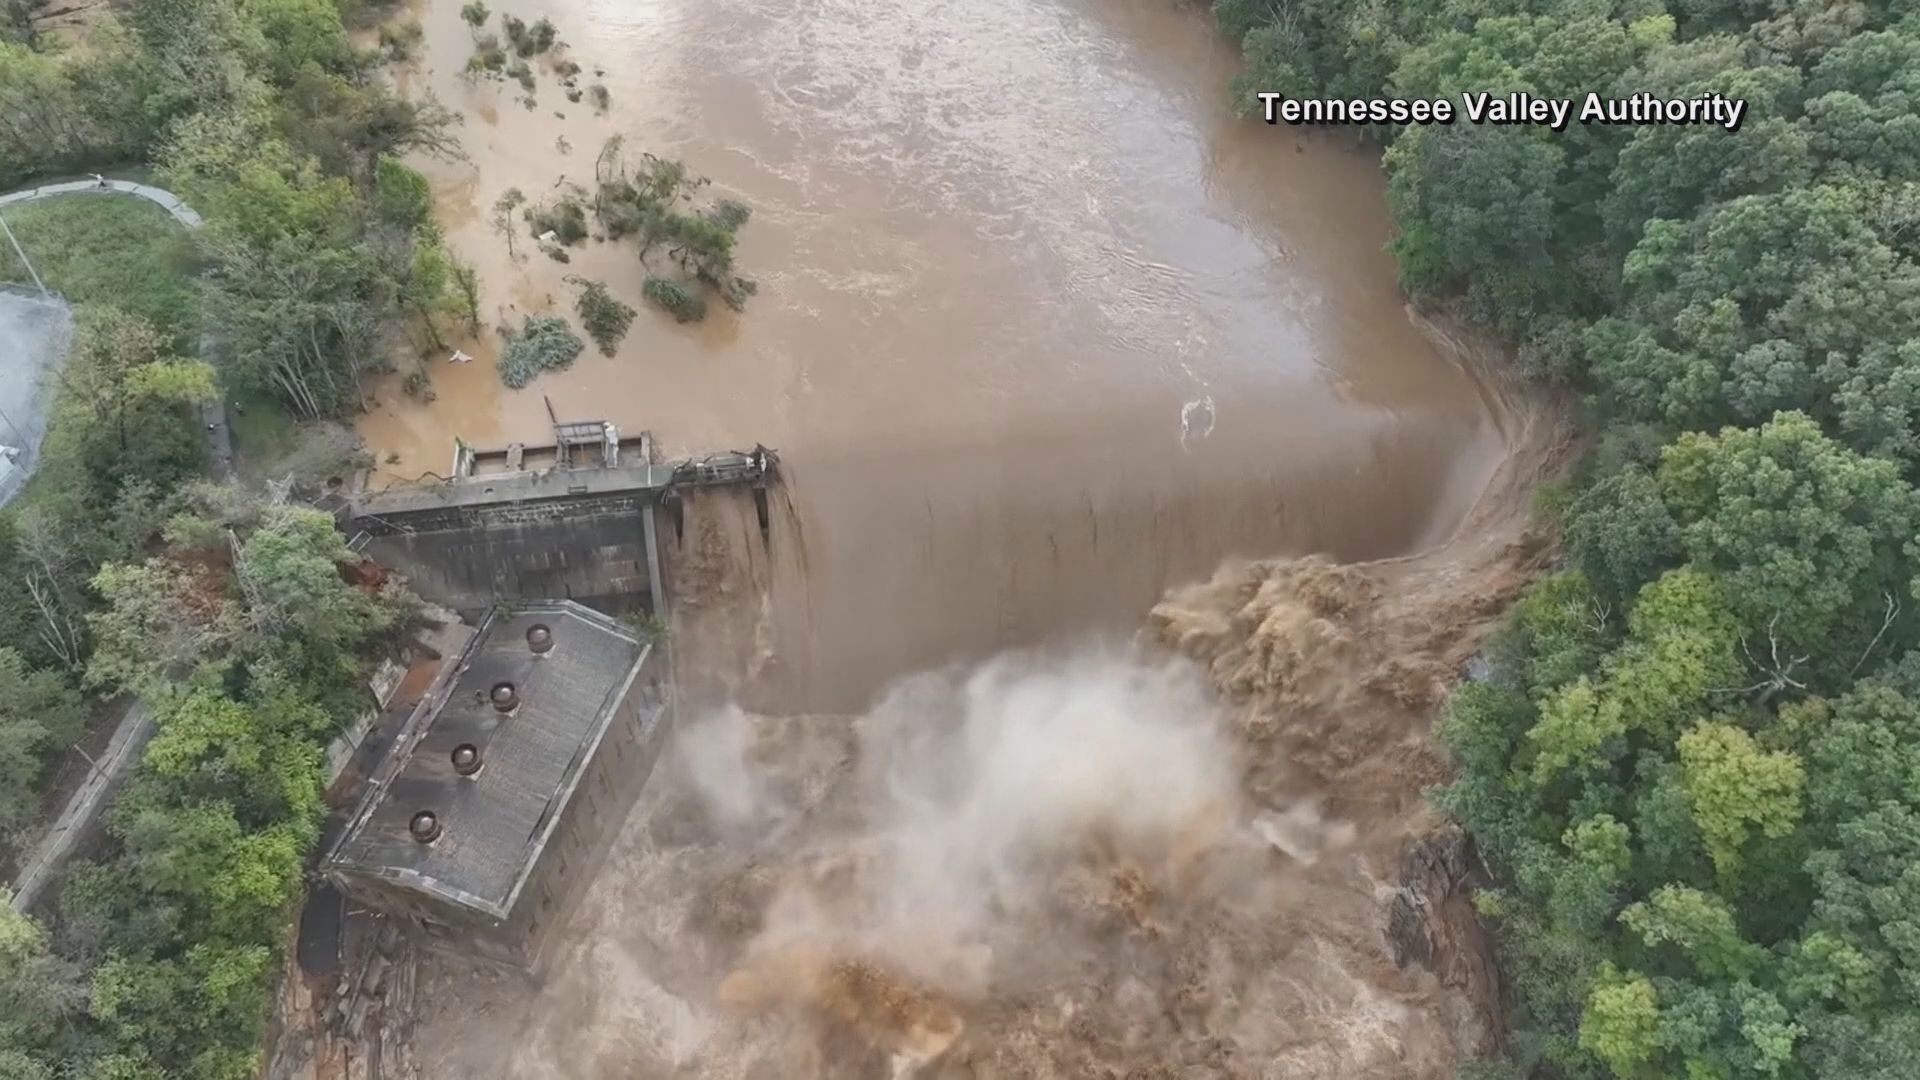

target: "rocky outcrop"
[1389,826,1503,1060]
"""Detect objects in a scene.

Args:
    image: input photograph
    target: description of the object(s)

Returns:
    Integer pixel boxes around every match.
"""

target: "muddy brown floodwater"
[364,0,1564,1075]
[360,0,1509,715]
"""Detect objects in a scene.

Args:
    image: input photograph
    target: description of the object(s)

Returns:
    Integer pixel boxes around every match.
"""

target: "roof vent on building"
[451,743,482,776]
[409,810,443,844]
[490,681,518,712]
[526,624,554,654]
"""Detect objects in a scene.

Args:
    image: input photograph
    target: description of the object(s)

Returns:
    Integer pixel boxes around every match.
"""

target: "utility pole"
[0,210,46,297]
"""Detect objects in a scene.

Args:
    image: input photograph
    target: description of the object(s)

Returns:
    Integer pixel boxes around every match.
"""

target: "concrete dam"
[348,421,774,618]
[303,420,767,990]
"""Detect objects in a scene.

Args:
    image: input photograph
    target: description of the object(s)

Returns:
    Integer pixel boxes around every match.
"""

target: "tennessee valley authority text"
[1255,91,1748,133]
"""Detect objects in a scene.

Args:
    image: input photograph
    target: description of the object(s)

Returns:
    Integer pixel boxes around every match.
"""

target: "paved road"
[0,177,205,227]
[0,177,231,478]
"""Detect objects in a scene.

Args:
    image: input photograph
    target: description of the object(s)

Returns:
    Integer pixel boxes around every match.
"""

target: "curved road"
[0,177,205,227]
[0,177,230,477]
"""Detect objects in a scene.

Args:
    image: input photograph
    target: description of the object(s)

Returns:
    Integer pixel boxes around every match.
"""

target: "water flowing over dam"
[359,0,1511,715]
[341,0,1552,1075]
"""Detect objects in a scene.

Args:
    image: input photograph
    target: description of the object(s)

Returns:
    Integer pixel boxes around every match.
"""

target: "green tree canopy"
[1655,412,1920,671]
[1590,189,1920,448]
[0,649,86,836]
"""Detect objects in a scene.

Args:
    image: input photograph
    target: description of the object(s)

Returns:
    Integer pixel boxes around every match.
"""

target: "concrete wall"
[512,646,673,973]
[10,697,153,913]
[339,875,525,971]
[356,491,656,617]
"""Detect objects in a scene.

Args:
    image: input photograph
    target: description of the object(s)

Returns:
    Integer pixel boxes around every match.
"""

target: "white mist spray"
[688,649,1245,1070]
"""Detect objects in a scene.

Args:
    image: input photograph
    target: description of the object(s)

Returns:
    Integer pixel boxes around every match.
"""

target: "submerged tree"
[449,254,482,334]
[492,186,525,258]
[591,144,758,320]
[641,275,704,323]
[571,277,635,354]
[496,313,582,387]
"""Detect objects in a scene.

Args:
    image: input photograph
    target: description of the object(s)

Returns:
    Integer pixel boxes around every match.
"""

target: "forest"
[0,0,446,1076]
[1214,0,1920,1077]
[2,0,1915,1075]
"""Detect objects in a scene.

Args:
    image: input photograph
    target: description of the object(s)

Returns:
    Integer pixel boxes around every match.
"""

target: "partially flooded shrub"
[467,33,506,73]
[497,314,584,387]
[573,279,637,355]
[643,276,706,323]
[502,13,556,56]
[526,197,589,244]
[379,20,423,61]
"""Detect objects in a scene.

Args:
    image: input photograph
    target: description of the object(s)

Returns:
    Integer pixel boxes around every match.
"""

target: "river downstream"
[360,0,1508,713]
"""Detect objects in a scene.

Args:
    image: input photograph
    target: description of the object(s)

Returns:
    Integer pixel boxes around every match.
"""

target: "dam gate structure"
[346,418,774,620]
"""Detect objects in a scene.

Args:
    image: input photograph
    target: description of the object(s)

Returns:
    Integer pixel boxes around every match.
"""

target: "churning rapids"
[353,0,1569,1075]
